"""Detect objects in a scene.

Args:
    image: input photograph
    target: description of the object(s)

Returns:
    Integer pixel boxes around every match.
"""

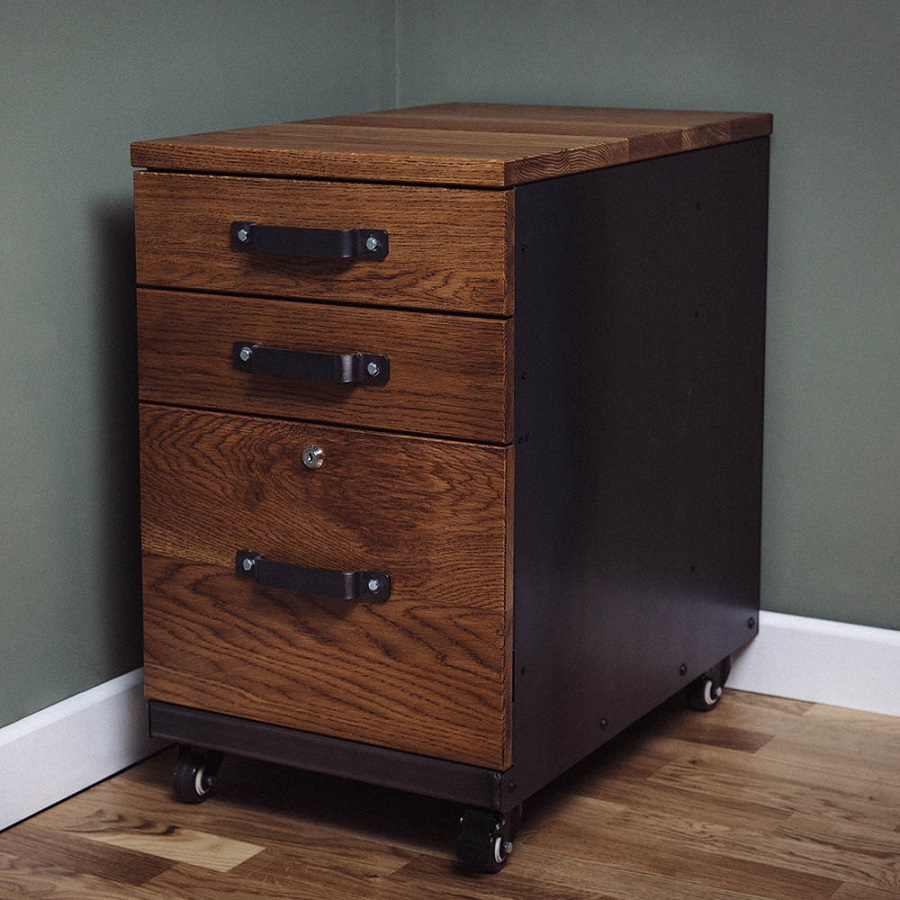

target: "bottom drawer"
[139,404,512,769]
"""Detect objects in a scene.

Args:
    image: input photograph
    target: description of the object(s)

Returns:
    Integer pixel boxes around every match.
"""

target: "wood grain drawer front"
[137,290,513,443]
[140,405,513,769]
[134,172,514,315]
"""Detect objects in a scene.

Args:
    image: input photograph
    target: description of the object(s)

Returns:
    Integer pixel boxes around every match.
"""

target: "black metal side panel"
[508,138,769,804]
[150,701,504,808]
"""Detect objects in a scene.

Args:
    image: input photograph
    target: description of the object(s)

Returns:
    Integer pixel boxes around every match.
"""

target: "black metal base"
[149,701,507,810]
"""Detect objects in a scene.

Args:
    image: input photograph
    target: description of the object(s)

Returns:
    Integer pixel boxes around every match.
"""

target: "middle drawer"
[138,289,513,442]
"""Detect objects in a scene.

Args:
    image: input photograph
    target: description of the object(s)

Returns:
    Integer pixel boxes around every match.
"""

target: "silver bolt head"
[239,346,253,362]
[367,578,381,593]
[366,361,380,377]
[237,227,250,243]
[364,235,380,253]
[242,556,255,571]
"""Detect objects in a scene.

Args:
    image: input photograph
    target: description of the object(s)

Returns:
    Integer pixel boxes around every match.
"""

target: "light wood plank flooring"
[1,691,898,898]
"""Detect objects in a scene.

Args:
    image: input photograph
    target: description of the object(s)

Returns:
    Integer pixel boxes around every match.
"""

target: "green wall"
[396,0,900,631]
[2,0,897,730]
[0,0,394,729]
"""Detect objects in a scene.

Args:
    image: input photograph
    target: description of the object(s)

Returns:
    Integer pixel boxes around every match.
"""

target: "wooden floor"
[1,691,898,898]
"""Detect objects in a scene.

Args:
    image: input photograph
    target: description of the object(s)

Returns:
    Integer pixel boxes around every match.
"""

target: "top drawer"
[134,172,514,315]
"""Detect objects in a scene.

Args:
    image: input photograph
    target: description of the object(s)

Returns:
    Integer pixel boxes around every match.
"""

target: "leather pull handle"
[230,221,388,260]
[232,342,389,386]
[236,551,391,602]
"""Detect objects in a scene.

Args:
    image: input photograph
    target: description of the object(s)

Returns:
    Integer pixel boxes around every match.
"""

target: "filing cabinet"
[132,103,771,870]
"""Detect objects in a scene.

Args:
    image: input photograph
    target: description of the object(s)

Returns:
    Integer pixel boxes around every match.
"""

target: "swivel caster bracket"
[457,805,522,873]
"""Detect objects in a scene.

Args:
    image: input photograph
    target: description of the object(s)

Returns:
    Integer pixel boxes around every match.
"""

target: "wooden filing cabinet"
[132,103,771,870]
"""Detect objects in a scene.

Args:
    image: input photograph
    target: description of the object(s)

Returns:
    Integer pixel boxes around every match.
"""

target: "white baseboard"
[730,610,900,717]
[0,668,166,831]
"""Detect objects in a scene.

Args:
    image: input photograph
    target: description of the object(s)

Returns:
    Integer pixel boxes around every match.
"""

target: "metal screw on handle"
[238,345,253,362]
[364,235,381,253]
[236,227,250,243]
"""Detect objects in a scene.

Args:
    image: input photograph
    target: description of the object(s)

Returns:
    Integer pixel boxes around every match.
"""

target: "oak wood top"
[131,102,772,187]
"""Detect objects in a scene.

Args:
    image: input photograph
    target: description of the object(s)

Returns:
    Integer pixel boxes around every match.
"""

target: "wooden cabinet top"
[131,102,772,188]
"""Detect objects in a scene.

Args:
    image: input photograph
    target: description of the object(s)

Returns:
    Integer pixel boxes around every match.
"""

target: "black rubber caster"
[457,805,521,873]
[685,656,732,712]
[173,746,224,804]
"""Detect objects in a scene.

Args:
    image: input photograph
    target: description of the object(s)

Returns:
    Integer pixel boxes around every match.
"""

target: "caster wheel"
[457,806,521,873]
[173,747,223,804]
[685,656,732,712]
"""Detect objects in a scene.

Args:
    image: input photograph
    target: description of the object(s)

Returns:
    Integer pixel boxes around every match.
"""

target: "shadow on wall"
[92,200,143,671]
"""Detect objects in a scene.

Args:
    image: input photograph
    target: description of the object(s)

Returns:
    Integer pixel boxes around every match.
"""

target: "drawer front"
[140,405,513,769]
[134,172,514,315]
[138,289,513,443]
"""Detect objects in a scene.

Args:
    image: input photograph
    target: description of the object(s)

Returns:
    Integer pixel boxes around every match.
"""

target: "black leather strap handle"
[232,342,389,385]
[236,551,391,602]
[230,221,388,260]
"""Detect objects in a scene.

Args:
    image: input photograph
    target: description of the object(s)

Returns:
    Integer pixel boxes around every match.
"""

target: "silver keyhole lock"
[302,445,325,469]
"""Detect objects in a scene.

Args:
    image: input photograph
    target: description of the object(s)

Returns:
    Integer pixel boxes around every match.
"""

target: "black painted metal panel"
[509,138,769,802]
